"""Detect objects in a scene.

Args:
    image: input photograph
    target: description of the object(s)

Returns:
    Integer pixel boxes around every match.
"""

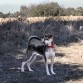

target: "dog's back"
[28,44,47,55]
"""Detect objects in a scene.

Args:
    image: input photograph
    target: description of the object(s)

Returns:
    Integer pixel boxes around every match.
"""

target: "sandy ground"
[0,41,83,83]
[56,41,83,64]
[55,41,83,83]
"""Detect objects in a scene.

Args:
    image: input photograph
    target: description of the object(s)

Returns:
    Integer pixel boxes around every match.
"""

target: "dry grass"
[55,41,83,83]
[1,16,83,24]
[56,41,83,64]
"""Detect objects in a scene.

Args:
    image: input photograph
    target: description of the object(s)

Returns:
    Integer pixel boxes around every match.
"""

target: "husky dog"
[21,35,55,75]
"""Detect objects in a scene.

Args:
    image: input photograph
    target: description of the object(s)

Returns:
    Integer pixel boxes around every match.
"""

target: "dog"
[21,35,56,75]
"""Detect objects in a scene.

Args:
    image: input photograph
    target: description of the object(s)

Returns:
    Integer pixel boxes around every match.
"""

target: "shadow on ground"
[56,53,65,57]
[0,53,83,83]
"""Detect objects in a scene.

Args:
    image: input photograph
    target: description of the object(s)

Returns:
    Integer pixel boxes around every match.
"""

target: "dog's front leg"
[50,55,55,75]
[45,54,50,75]
[45,62,50,75]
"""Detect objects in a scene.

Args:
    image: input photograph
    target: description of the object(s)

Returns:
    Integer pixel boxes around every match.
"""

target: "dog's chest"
[45,48,55,57]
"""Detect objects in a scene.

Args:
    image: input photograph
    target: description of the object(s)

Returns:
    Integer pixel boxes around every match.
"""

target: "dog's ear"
[48,34,53,38]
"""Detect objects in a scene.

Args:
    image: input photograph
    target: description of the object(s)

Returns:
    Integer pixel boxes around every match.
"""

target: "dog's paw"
[47,73,51,75]
[21,68,25,72]
[29,69,34,72]
[51,72,56,75]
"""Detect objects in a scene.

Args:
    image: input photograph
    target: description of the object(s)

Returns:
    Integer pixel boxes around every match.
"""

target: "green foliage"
[19,2,83,17]
[1,2,83,17]
[64,8,75,16]
[75,7,83,16]
[0,12,5,18]
[20,2,62,17]
[20,6,29,17]
[0,12,11,18]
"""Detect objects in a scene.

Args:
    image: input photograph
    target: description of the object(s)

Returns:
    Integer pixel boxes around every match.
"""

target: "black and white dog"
[21,35,56,75]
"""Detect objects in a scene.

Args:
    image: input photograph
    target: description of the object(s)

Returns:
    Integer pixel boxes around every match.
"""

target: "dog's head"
[42,34,54,46]
[45,34,53,40]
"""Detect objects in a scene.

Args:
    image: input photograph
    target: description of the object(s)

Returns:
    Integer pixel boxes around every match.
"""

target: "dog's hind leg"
[27,52,37,71]
[21,61,27,72]
[21,52,37,72]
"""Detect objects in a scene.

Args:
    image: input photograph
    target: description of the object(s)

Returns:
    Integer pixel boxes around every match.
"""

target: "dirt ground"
[0,41,83,83]
[55,41,83,83]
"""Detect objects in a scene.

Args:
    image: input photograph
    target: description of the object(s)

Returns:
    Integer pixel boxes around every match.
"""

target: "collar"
[48,45,55,48]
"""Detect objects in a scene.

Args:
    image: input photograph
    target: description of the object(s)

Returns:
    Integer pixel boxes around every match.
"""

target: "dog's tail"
[26,36,41,56]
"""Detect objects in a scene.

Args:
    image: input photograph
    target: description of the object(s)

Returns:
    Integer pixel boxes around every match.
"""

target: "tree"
[19,2,83,17]
[64,8,75,16]
[20,6,29,17]
[0,12,4,18]
[28,2,61,16]
[75,7,83,16]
